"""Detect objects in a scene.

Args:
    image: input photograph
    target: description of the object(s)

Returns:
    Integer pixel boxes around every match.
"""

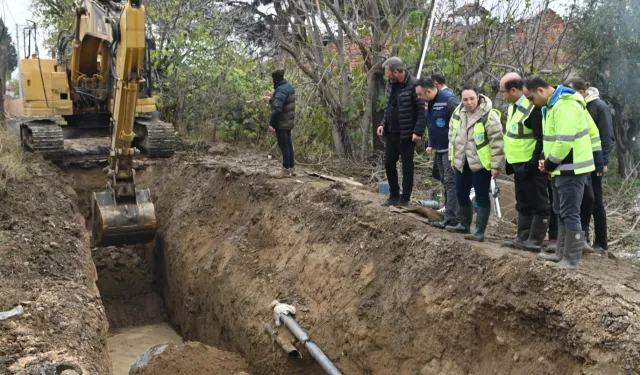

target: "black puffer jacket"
[270,80,296,130]
[381,74,426,140]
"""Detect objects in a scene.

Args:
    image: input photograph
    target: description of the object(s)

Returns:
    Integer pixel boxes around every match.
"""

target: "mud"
[132,342,251,375]
[0,155,110,375]
[144,151,640,375]
[108,324,182,375]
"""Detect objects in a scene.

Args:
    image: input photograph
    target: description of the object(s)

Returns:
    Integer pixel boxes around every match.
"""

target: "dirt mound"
[0,155,109,374]
[143,151,640,375]
[132,342,250,375]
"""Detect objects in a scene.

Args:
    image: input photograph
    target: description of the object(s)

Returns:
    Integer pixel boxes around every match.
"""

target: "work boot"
[276,167,292,178]
[593,245,608,258]
[556,231,585,270]
[503,213,532,248]
[465,206,491,242]
[446,205,472,234]
[432,218,458,229]
[517,215,550,252]
[546,239,557,251]
[583,240,595,254]
[382,195,400,207]
[540,225,565,262]
[290,167,298,176]
[398,194,411,207]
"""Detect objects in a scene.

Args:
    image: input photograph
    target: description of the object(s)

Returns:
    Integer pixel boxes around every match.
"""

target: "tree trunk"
[371,71,386,154]
[611,100,640,177]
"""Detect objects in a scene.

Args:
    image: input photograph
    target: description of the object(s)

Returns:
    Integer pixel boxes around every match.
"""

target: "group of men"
[377,57,614,271]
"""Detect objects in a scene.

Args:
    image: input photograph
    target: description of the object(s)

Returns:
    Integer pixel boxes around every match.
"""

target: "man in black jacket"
[269,70,296,178]
[376,57,427,206]
[565,77,615,257]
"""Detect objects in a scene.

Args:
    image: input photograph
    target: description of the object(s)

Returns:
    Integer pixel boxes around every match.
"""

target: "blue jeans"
[455,162,492,209]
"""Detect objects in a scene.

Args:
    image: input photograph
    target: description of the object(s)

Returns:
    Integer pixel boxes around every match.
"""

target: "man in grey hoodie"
[565,77,615,257]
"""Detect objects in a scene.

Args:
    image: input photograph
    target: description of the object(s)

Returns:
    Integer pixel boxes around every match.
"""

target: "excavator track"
[134,119,176,157]
[19,119,65,162]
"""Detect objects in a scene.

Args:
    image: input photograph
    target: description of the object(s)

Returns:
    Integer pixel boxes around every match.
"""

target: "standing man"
[269,69,296,178]
[431,73,452,93]
[377,57,426,206]
[499,73,549,251]
[416,78,460,228]
[524,77,597,271]
[565,77,614,257]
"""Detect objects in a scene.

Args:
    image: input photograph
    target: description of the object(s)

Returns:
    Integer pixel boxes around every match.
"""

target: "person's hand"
[269,126,276,133]
[491,169,500,178]
[426,146,433,154]
[598,165,608,177]
[538,160,547,173]
[264,96,271,103]
[377,126,384,137]
[452,164,457,172]
[412,134,422,143]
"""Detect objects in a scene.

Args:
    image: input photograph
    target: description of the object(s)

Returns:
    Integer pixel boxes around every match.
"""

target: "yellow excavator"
[18,0,171,247]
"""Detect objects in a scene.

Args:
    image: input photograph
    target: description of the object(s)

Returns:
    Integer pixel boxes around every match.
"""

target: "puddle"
[108,323,183,375]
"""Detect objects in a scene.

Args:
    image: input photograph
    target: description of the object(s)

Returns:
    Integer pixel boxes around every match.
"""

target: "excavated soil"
[3,146,640,375]
[0,155,109,375]
[141,150,640,375]
[132,342,250,375]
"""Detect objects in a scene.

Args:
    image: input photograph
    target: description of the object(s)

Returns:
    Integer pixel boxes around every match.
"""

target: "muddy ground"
[141,149,640,375]
[2,145,640,375]
[0,155,110,375]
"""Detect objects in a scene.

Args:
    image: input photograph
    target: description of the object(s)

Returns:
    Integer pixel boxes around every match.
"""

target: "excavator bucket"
[91,188,157,247]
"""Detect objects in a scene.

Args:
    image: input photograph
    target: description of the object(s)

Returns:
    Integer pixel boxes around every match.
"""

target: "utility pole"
[0,45,7,129]
[16,23,23,98]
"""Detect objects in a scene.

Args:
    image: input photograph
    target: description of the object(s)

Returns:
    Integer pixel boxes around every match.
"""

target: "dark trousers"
[548,183,558,240]
[552,174,588,232]
[385,134,415,199]
[455,162,492,209]
[580,172,608,249]
[513,163,550,217]
[435,151,458,222]
[276,129,294,169]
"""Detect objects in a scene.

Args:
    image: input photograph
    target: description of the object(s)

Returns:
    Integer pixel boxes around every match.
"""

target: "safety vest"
[450,108,502,171]
[542,91,595,176]
[504,97,536,164]
[586,111,602,153]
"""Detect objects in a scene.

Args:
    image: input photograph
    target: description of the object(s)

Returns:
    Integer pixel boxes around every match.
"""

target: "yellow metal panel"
[21,57,72,117]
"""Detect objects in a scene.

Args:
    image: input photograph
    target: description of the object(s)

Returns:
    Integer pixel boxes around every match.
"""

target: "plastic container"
[378,183,390,196]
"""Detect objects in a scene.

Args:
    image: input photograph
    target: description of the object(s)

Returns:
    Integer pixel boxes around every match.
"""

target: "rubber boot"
[540,225,565,262]
[446,205,472,234]
[582,240,595,254]
[517,215,550,252]
[556,231,585,270]
[465,206,490,242]
[503,213,532,248]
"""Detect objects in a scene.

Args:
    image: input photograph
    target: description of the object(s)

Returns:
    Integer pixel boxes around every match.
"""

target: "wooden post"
[0,44,6,129]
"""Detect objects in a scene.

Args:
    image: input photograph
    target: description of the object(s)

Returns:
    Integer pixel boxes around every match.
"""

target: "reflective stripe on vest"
[543,98,596,176]
[450,108,500,171]
[504,97,536,164]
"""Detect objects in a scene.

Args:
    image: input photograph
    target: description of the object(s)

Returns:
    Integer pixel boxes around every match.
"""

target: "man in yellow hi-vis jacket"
[524,77,603,271]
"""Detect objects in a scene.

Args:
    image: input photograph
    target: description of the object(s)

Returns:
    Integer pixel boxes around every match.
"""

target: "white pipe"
[280,314,343,375]
[417,0,440,79]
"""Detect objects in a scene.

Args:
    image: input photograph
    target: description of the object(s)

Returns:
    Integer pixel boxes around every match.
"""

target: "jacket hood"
[548,85,585,109]
[585,87,600,103]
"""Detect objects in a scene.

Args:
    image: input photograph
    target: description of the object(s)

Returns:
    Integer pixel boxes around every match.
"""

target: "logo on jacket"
[511,124,517,132]
[436,118,446,128]
[476,134,485,143]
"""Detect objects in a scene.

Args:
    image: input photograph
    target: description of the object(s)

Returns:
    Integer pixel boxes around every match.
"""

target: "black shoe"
[398,198,410,207]
[432,219,457,229]
[382,196,400,207]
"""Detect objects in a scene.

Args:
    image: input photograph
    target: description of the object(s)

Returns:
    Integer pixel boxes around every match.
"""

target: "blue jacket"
[270,80,296,130]
[425,89,460,151]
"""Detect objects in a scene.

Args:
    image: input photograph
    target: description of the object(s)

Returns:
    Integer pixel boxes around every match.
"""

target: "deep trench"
[63,166,187,375]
